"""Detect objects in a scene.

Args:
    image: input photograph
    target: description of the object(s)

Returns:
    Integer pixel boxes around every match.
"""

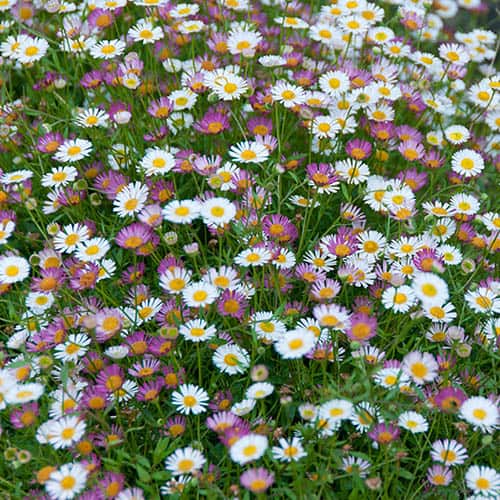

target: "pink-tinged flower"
[149,179,175,204]
[294,69,316,87]
[162,365,186,389]
[218,288,248,319]
[124,331,151,356]
[88,8,115,30]
[96,365,124,393]
[395,125,423,143]
[457,222,476,242]
[436,353,457,371]
[80,386,109,412]
[93,171,129,200]
[346,313,377,343]
[368,423,400,445]
[295,263,327,284]
[397,168,428,192]
[240,468,275,494]
[208,391,233,412]
[10,403,39,429]
[147,96,173,119]
[206,412,242,434]
[369,121,395,141]
[37,132,64,154]
[94,308,122,343]
[121,263,146,284]
[109,101,131,124]
[99,472,124,499]
[129,358,161,378]
[262,214,298,243]
[94,424,124,449]
[413,248,445,273]
[306,163,339,193]
[137,379,165,402]
[194,110,230,135]
[144,125,168,143]
[219,424,252,448]
[247,116,273,137]
[345,138,372,160]
[164,416,187,438]
[400,10,424,31]
[31,267,66,293]
[433,387,467,413]
[427,464,453,486]
[324,227,358,258]
[115,223,153,252]
[57,188,87,207]
[149,337,174,356]
[80,70,103,89]
[398,140,425,162]
[69,262,99,290]
[310,279,342,302]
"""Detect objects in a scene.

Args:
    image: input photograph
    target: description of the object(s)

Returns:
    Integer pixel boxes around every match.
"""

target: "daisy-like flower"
[159,267,192,294]
[54,334,91,363]
[227,29,262,57]
[313,303,351,331]
[465,287,500,315]
[45,416,87,449]
[341,456,372,478]
[75,237,110,262]
[200,197,236,227]
[204,70,249,101]
[274,328,316,359]
[165,447,206,476]
[213,344,250,375]
[439,43,470,65]
[271,437,307,462]
[311,115,340,139]
[5,382,44,404]
[41,166,78,188]
[179,319,216,343]
[318,71,350,96]
[74,108,108,128]
[169,3,200,17]
[128,19,164,44]
[139,148,176,176]
[398,411,429,433]
[465,465,500,496]
[162,200,201,224]
[182,282,218,308]
[234,247,272,267]
[271,81,306,108]
[319,399,353,423]
[230,434,268,465]
[17,37,49,64]
[423,302,457,323]
[45,462,88,500]
[335,159,370,185]
[246,382,274,400]
[430,439,468,467]
[0,220,15,245]
[89,39,126,59]
[412,272,449,306]
[459,396,499,433]
[444,125,470,145]
[1,169,33,184]
[113,182,149,218]
[251,312,287,341]
[402,351,439,385]
[171,384,209,415]
[240,467,274,494]
[427,464,453,487]
[0,256,30,284]
[451,149,484,177]
[373,367,410,389]
[229,141,270,164]
[54,139,93,163]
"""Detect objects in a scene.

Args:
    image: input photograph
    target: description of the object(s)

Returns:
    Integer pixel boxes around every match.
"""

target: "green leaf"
[153,438,170,465]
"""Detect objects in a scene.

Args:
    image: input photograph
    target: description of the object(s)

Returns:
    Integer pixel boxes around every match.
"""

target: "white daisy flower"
[113,182,149,218]
[165,447,206,476]
[54,139,93,163]
[171,384,209,415]
[459,396,499,433]
[45,463,88,500]
[229,434,268,465]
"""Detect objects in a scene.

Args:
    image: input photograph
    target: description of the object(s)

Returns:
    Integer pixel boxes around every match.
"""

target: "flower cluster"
[0,0,498,498]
